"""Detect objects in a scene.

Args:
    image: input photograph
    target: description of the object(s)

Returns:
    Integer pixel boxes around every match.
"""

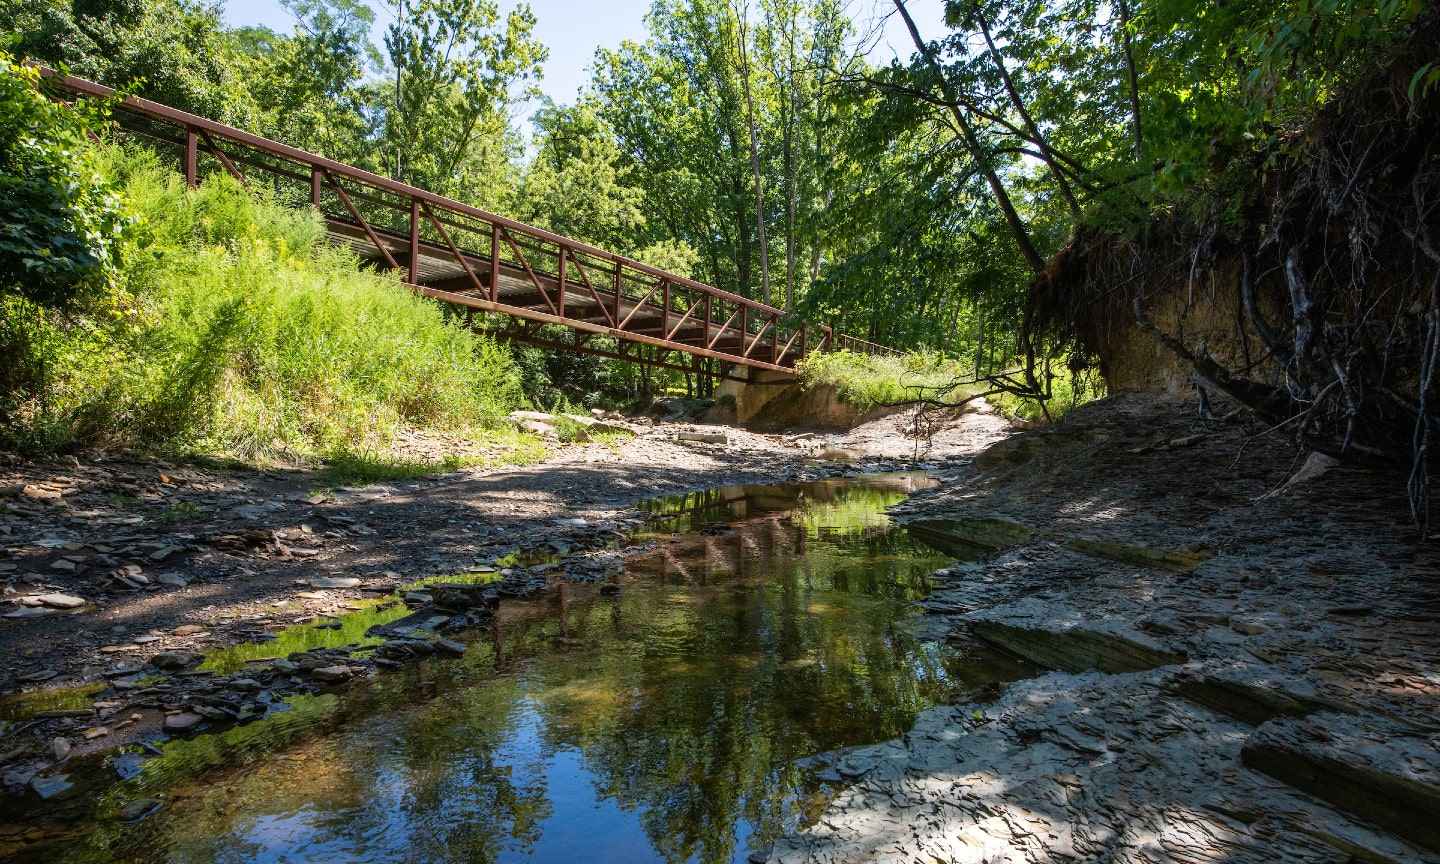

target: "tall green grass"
[1,146,536,468]
[797,351,970,411]
[797,349,1104,422]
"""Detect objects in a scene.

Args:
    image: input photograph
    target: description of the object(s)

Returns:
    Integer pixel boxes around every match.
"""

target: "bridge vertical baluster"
[613,264,623,327]
[310,166,322,207]
[557,247,567,320]
[771,314,778,364]
[704,295,712,350]
[661,280,670,342]
[489,223,500,303]
[408,197,420,289]
[184,129,198,188]
[739,306,747,359]
[799,324,806,362]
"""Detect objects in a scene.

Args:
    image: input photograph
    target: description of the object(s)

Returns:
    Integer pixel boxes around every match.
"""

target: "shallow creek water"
[14,473,1034,864]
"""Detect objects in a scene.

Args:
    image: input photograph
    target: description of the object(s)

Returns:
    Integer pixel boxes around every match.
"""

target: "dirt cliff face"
[1026,12,1440,499]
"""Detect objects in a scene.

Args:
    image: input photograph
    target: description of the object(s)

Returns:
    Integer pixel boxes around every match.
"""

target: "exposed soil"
[765,392,1440,864]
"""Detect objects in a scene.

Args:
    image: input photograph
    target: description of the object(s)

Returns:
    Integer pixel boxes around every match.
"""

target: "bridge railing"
[37,68,897,375]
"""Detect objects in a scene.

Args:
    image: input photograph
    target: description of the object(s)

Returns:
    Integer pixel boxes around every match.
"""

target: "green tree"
[375,0,548,205]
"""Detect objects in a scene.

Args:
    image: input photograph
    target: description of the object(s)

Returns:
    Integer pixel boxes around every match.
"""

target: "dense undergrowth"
[798,350,1103,421]
[0,62,539,474]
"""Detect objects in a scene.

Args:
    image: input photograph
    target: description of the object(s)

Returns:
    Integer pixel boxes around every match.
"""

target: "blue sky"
[222,0,926,128]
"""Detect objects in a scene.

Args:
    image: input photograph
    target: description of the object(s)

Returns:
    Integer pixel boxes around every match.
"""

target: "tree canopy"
[1,0,1427,386]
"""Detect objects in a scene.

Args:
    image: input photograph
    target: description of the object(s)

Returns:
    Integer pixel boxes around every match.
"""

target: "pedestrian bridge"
[42,69,894,379]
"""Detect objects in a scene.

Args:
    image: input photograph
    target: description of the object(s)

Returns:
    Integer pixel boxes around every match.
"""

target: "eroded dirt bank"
[765,393,1440,864]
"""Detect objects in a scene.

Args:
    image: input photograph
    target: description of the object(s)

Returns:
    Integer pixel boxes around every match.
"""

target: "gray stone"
[309,577,360,589]
[433,638,467,656]
[35,593,86,609]
[117,798,161,822]
[148,545,184,562]
[29,774,72,799]
[164,712,203,731]
[310,665,353,683]
[149,651,202,670]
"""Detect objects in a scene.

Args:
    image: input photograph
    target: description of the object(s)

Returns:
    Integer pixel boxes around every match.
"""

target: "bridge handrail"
[40,68,798,320]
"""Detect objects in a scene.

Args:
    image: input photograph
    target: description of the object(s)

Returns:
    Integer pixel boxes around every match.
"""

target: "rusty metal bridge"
[42,70,895,378]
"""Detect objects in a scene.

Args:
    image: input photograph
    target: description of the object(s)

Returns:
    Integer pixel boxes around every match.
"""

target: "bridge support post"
[184,129,197,188]
[713,364,796,426]
[408,197,421,288]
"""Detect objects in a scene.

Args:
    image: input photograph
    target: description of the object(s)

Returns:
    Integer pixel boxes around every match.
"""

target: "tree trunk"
[784,16,799,312]
[891,0,1046,275]
[734,3,773,307]
[973,10,1080,216]
[1117,0,1145,158]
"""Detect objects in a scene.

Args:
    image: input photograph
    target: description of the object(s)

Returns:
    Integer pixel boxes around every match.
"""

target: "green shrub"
[798,349,1104,422]
[0,57,134,312]
[1,141,531,464]
[797,350,969,411]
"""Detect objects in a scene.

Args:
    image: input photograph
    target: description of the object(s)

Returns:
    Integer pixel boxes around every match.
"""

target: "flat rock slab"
[677,431,729,445]
[164,712,203,731]
[309,577,360,589]
[148,651,202,670]
[310,666,354,682]
[35,593,86,609]
[1242,712,1440,853]
[767,671,1439,864]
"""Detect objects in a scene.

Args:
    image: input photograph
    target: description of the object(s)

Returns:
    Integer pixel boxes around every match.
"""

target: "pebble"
[171,625,206,637]
[155,574,188,587]
[51,738,71,762]
[310,666,354,683]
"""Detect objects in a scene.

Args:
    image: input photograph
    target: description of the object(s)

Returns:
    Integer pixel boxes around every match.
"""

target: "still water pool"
[23,473,1032,864]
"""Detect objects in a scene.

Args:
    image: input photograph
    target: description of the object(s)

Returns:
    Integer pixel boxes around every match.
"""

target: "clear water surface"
[13,473,1033,864]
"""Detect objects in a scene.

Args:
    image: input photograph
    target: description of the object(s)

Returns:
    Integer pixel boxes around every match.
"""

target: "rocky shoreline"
[764,393,1440,864]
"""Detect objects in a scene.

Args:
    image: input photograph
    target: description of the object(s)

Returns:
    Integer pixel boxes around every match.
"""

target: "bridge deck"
[41,69,896,375]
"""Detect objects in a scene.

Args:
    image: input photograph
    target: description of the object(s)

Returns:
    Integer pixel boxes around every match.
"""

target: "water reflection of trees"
[51,475,1028,864]
[520,512,964,863]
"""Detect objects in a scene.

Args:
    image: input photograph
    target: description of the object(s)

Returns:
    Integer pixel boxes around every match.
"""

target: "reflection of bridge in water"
[41,69,898,379]
[631,473,942,585]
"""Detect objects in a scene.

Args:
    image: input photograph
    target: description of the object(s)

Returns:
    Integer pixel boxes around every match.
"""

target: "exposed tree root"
[1026,11,1440,530]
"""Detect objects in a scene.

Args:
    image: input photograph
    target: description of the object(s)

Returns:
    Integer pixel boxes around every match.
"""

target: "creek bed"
[5,473,1034,864]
